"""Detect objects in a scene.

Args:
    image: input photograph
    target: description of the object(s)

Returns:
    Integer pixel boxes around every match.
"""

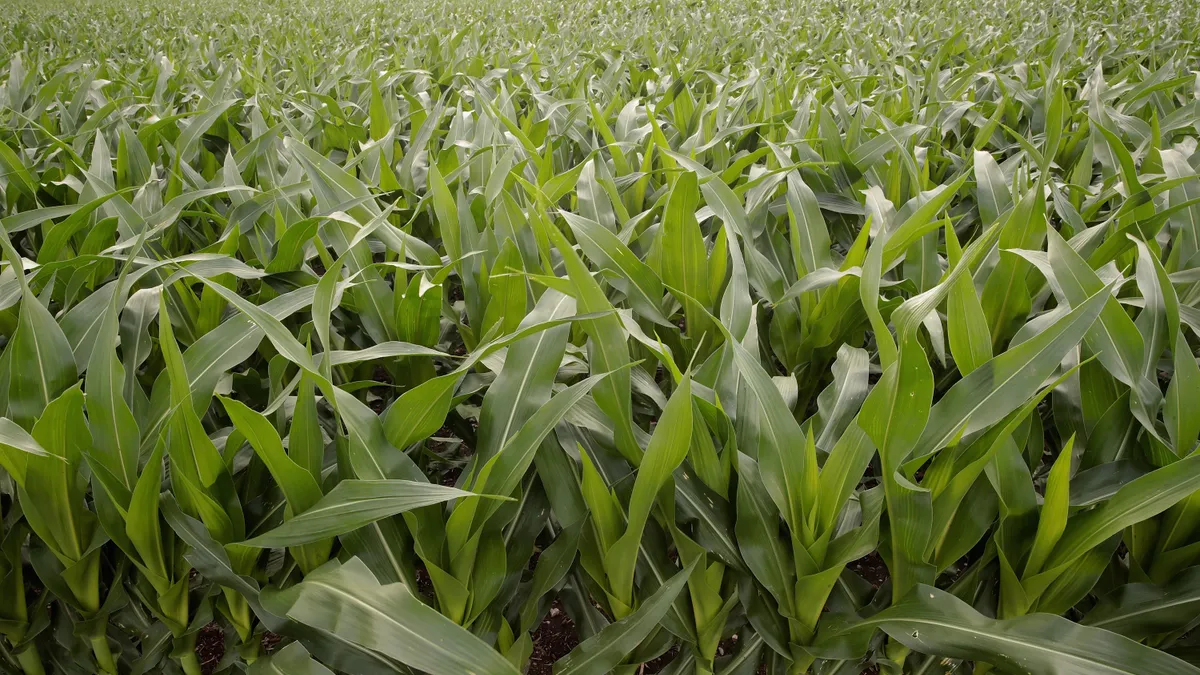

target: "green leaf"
[249,642,335,675]
[1166,337,1200,455]
[17,386,96,568]
[1025,436,1075,576]
[547,220,638,464]
[289,373,325,482]
[660,171,711,332]
[972,150,1012,226]
[1045,228,1158,420]
[272,557,521,675]
[785,172,833,274]
[1045,453,1200,571]
[912,284,1109,461]
[219,397,324,514]
[841,584,1200,675]
[474,289,575,467]
[427,162,462,262]
[0,417,52,484]
[881,174,969,267]
[980,184,1044,344]
[84,286,140,505]
[945,220,992,375]
[245,480,474,547]
[860,337,933,467]
[458,367,620,547]
[126,442,168,585]
[381,374,458,450]
[563,213,668,325]
[554,560,696,675]
[1084,566,1200,640]
[4,280,77,430]
[735,453,795,614]
[606,375,693,606]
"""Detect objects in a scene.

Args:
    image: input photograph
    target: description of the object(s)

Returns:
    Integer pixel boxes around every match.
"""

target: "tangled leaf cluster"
[2,0,1200,673]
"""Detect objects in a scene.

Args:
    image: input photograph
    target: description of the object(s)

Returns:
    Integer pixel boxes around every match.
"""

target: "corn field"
[2,0,1200,672]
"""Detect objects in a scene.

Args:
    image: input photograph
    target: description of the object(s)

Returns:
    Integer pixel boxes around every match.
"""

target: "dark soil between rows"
[194,625,283,674]
[196,623,224,675]
[527,600,579,675]
[848,551,889,588]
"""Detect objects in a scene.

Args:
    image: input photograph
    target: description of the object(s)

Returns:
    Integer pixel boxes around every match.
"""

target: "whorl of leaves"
[2,0,1200,674]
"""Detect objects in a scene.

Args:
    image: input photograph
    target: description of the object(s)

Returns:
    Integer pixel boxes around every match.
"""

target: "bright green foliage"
[2,0,1200,673]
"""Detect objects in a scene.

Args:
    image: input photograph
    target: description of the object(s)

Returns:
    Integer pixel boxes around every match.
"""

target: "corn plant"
[3,0,1200,674]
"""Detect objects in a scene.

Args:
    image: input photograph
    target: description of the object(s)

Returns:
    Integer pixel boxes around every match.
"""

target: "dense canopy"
[2,0,1200,673]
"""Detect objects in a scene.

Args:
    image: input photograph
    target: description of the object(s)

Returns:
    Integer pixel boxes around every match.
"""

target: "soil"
[414,565,436,601]
[527,601,580,675]
[848,551,890,588]
[196,623,225,675]
[194,626,282,672]
[715,635,738,659]
[439,466,463,486]
[261,631,283,655]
